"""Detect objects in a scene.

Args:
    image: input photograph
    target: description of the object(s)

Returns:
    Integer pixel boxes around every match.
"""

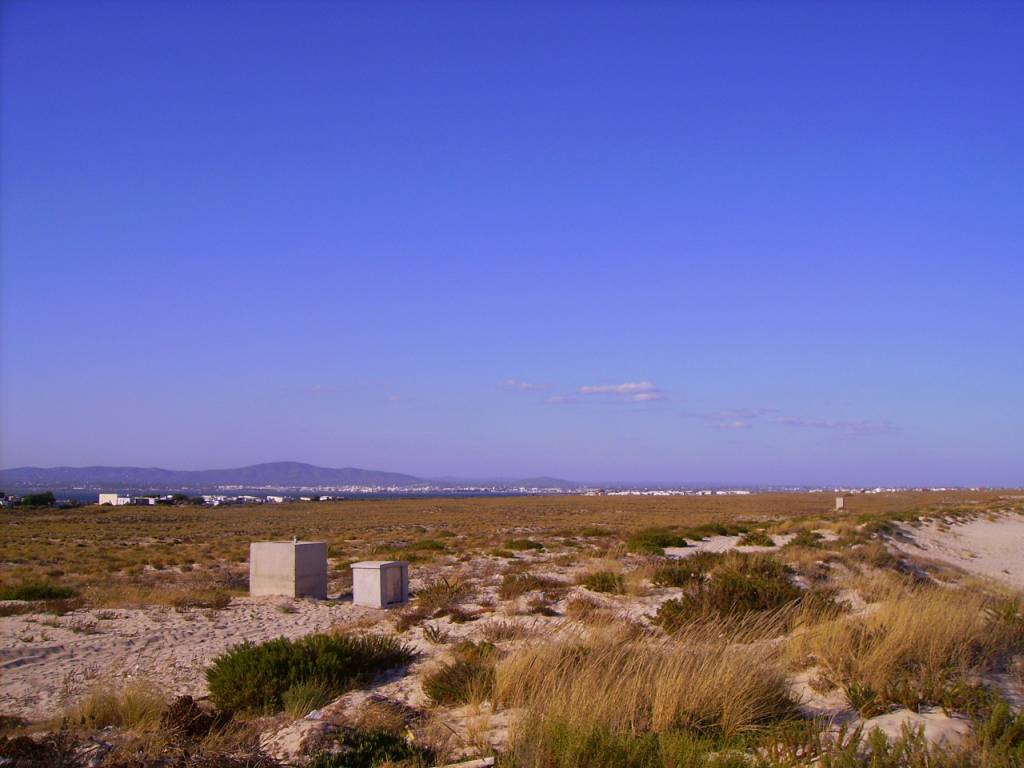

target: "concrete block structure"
[835,496,845,511]
[249,541,328,599]
[351,561,409,608]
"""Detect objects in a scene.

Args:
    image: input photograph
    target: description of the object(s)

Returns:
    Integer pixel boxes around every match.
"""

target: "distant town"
[0,484,988,509]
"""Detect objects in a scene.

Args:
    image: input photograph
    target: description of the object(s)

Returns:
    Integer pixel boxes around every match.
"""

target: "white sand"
[0,597,384,719]
[888,513,1024,590]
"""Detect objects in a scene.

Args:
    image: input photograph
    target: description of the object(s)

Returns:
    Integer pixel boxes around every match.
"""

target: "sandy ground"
[888,513,1024,590]
[0,597,387,720]
[3,517,1022,755]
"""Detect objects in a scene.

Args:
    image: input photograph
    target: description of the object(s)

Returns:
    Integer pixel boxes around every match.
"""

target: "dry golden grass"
[787,585,1023,713]
[496,619,796,740]
[64,680,167,731]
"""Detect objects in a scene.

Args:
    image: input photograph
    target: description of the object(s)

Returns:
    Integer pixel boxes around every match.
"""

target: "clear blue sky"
[2,1,1021,486]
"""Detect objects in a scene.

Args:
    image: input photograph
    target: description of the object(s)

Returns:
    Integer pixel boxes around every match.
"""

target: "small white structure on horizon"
[351,561,409,609]
[266,495,286,504]
[98,493,131,506]
[249,540,328,598]
[835,496,845,511]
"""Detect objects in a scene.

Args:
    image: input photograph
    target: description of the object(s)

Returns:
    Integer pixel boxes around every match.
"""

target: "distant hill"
[0,462,583,491]
[0,462,423,489]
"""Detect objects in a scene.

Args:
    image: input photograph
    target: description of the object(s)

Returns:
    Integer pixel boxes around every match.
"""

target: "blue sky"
[1,1,1022,485]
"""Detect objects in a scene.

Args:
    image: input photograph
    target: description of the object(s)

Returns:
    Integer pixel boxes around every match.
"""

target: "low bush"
[170,589,232,611]
[505,538,544,551]
[414,577,469,615]
[579,570,624,594]
[422,641,498,706]
[788,530,824,548]
[0,582,76,601]
[404,539,447,552]
[737,530,775,547]
[498,572,563,600]
[656,556,803,630]
[651,553,723,587]
[680,522,749,541]
[307,726,435,768]
[206,633,413,713]
[626,528,688,555]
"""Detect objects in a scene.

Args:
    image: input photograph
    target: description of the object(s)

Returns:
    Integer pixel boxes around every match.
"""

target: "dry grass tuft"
[64,680,167,731]
[496,619,797,742]
[788,586,1024,715]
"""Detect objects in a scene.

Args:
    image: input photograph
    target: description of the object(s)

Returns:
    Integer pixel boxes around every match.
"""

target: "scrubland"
[1,490,1023,767]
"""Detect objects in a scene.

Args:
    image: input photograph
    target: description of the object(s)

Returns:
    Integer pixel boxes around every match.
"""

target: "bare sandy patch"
[888,513,1024,590]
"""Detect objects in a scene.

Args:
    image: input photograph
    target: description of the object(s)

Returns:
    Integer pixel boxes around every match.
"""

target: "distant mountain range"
[0,461,582,490]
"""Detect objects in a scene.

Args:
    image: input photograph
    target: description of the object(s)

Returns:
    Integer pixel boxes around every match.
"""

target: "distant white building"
[98,493,131,506]
[266,495,285,504]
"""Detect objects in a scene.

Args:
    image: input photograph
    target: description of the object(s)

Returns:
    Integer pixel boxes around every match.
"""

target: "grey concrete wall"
[352,561,408,608]
[293,541,328,599]
[250,541,327,598]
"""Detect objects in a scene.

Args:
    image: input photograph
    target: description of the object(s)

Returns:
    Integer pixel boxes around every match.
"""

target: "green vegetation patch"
[504,538,544,551]
[656,555,803,630]
[307,727,435,768]
[0,582,76,601]
[651,553,724,587]
[626,528,689,555]
[787,530,825,548]
[737,530,775,547]
[579,570,624,594]
[206,633,413,713]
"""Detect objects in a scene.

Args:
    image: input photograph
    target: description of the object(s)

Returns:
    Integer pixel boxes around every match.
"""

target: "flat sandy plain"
[1,491,1022,765]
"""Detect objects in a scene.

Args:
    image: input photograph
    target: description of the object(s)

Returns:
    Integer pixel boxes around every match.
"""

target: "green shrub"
[170,589,232,611]
[737,531,774,547]
[680,522,749,541]
[422,641,498,706]
[651,553,723,587]
[656,557,802,631]
[404,539,446,551]
[505,539,544,551]
[579,571,624,594]
[788,530,824,548]
[626,528,688,555]
[206,633,413,713]
[0,582,76,601]
[307,727,434,768]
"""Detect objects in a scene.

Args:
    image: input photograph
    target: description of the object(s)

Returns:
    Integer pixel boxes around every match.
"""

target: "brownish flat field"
[0,490,1008,600]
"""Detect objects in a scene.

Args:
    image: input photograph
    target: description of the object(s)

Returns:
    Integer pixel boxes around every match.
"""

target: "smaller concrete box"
[351,561,409,608]
[250,541,328,599]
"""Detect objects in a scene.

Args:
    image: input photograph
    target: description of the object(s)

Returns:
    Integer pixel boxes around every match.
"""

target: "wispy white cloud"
[578,381,666,403]
[770,416,896,435]
[701,408,776,430]
[544,394,579,405]
[501,378,550,392]
[696,407,895,436]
